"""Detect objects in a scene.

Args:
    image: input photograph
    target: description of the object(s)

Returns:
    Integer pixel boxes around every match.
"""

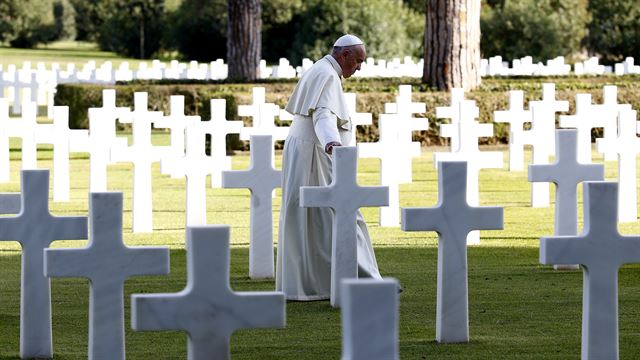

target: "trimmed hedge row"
[54,75,640,149]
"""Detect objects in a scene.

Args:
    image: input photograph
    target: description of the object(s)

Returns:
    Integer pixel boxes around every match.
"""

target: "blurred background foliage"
[0,0,638,65]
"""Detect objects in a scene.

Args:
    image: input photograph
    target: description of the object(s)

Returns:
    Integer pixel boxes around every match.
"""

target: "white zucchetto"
[333,34,364,47]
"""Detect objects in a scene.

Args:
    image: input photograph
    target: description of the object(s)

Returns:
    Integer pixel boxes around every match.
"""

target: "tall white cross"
[358,114,420,227]
[594,86,631,162]
[402,161,503,343]
[540,181,640,360]
[524,83,569,207]
[596,109,640,222]
[92,89,131,161]
[44,192,169,360]
[344,92,372,145]
[111,92,166,232]
[162,122,214,226]
[36,106,84,202]
[559,94,602,164]
[300,146,389,307]
[341,278,399,360]
[238,87,289,146]
[434,100,503,244]
[383,85,428,183]
[0,170,87,359]
[222,135,281,279]
[493,90,532,170]
[155,95,200,178]
[132,226,286,360]
[9,97,39,170]
[201,99,243,187]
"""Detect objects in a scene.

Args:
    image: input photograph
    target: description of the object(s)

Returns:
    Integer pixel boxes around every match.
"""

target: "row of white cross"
[1,131,637,359]
[483,55,640,77]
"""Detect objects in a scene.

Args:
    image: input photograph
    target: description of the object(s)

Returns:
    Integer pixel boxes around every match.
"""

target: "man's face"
[341,45,366,78]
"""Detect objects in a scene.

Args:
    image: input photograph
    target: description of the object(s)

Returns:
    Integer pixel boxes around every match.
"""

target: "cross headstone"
[300,146,389,307]
[493,90,532,171]
[92,89,131,148]
[201,99,243,187]
[44,192,169,360]
[131,225,286,360]
[155,95,200,178]
[0,170,87,359]
[358,114,420,227]
[596,109,640,222]
[35,106,83,202]
[222,135,281,279]
[341,278,399,360]
[162,122,214,226]
[594,86,632,162]
[111,92,166,232]
[540,181,640,360]
[529,129,604,270]
[0,98,11,182]
[524,83,569,208]
[238,87,289,147]
[402,161,504,343]
[383,85,428,183]
[344,92,372,146]
[9,96,39,170]
[558,94,601,164]
[434,100,503,244]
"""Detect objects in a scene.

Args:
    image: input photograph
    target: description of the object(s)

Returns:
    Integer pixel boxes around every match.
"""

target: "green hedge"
[54,75,640,149]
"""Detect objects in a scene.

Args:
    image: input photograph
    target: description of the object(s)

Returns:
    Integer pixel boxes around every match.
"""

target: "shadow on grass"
[1,246,639,359]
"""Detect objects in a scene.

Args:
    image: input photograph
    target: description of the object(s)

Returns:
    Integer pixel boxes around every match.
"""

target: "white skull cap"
[333,34,364,47]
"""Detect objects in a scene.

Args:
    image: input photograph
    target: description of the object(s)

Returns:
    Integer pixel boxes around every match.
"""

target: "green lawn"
[0,133,639,359]
[0,41,146,69]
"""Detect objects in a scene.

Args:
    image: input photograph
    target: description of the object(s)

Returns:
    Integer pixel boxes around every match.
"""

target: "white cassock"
[276,54,382,301]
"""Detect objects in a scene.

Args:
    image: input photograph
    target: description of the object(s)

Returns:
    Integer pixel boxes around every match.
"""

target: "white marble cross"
[358,114,420,227]
[558,94,601,164]
[131,225,286,360]
[341,278,399,360]
[402,161,503,343]
[155,95,200,178]
[383,85,428,183]
[434,100,503,244]
[222,135,281,279]
[540,181,640,360]
[83,89,131,163]
[0,170,87,359]
[201,99,243,187]
[437,88,485,153]
[162,122,213,226]
[300,146,389,307]
[524,83,569,207]
[596,109,640,222]
[238,87,289,146]
[0,98,11,182]
[44,192,169,360]
[35,106,82,202]
[594,86,632,162]
[529,130,604,236]
[493,90,532,171]
[344,92,372,145]
[9,96,39,170]
[111,92,166,232]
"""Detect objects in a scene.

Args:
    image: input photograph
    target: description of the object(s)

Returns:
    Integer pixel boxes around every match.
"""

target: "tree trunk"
[227,0,262,81]
[423,0,481,91]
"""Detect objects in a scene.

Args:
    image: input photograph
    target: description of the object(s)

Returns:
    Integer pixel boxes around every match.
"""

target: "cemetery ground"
[0,133,639,359]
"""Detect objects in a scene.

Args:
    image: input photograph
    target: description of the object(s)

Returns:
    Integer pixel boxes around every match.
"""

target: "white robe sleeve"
[313,107,341,148]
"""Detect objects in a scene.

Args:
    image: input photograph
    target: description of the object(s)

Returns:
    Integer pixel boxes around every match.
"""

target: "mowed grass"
[0,131,640,359]
[0,41,146,69]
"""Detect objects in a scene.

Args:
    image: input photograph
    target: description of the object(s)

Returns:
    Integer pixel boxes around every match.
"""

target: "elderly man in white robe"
[276,34,383,301]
